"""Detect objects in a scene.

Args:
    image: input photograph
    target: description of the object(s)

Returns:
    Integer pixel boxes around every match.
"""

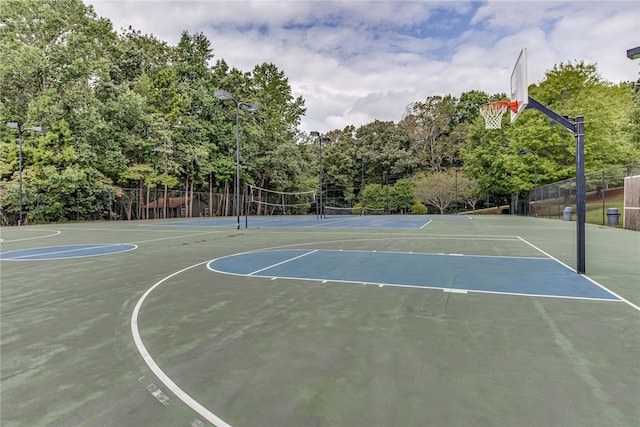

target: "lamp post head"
[7,122,45,132]
[214,89,234,101]
[310,131,320,137]
[627,46,640,60]
[320,136,331,143]
[240,102,259,112]
[517,149,532,156]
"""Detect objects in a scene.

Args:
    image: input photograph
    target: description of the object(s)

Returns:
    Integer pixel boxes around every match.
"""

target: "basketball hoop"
[479,101,519,129]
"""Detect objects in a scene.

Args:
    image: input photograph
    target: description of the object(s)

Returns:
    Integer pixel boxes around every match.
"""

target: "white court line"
[1,229,61,243]
[419,220,433,229]
[248,250,318,275]
[131,262,232,427]
[272,247,548,261]
[444,288,468,294]
[2,244,136,260]
[304,218,353,228]
[241,272,622,302]
[129,230,224,245]
[517,236,640,312]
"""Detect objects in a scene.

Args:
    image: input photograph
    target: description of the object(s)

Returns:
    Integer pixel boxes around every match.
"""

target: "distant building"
[144,197,209,218]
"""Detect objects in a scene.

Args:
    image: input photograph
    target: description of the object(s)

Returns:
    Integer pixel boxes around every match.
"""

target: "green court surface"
[1,215,639,426]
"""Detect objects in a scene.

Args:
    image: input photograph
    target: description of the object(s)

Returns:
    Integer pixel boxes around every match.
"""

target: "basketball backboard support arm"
[524,96,586,274]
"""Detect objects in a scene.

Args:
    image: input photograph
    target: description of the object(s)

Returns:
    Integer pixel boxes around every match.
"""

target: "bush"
[411,201,427,214]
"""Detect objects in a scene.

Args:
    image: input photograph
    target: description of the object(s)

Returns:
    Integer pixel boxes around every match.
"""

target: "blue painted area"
[208,249,620,301]
[150,215,468,229]
[0,244,136,261]
[211,249,310,275]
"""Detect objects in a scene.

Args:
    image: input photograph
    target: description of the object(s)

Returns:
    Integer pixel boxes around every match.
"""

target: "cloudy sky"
[86,0,640,133]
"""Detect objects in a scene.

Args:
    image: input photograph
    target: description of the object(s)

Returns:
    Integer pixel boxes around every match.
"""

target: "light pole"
[356,153,367,214]
[214,90,258,229]
[455,167,458,214]
[6,122,46,226]
[518,149,538,216]
[310,132,330,219]
[383,170,389,214]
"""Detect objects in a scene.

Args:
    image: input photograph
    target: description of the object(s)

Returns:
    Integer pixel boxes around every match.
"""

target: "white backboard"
[510,48,528,122]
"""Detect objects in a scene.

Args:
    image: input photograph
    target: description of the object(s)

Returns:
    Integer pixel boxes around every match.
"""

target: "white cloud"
[87,0,640,133]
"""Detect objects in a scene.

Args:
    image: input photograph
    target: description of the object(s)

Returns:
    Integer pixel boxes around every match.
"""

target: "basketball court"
[1,49,639,427]
[2,213,639,427]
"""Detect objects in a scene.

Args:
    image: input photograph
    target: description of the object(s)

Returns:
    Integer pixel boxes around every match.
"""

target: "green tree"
[456,90,492,124]
[355,120,416,180]
[389,179,415,214]
[319,127,358,206]
[463,61,637,204]
[629,78,640,149]
[247,63,308,193]
[362,183,385,209]
[513,61,638,175]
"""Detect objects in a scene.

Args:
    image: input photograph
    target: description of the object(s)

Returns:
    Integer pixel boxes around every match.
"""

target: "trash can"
[607,207,620,226]
[563,207,573,221]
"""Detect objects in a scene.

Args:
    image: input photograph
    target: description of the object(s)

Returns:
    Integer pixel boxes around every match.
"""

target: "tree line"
[1,0,638,224]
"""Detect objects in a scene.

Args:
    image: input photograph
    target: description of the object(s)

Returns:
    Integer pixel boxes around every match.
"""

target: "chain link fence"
[0,183,245,225]
[519,163,640,229]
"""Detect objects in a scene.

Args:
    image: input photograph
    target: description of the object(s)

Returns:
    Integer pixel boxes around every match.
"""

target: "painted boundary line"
[517,236,640,312]
[0,229,61,243]
[303,216,357,228]
[131,261,232,427]
[129,230,224,245]
[0,243,137,261]
[211,266,621,303]
[248,250,318,275]
[241,246,547,260]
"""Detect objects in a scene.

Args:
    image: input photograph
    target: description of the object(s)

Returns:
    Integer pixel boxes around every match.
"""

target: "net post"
[245,182,249,228]
[575,116,586,274]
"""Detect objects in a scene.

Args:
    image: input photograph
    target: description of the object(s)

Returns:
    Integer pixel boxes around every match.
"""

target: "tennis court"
[1,215,639,426]
[147,214,468,229]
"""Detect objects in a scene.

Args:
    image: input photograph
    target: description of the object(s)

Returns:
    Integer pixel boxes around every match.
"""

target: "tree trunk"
[224,183,230,216]
[209,173,213,217]
[189,180,194,217]
[184,178,189,217]
[163,184,168,218]
[145,186,150,220]
[138,179,144,220]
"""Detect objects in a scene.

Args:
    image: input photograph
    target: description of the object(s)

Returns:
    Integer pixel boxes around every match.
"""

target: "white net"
[479,103,508,129]
[363,206,385,215]
[247,185,316,215]
[323,206,358,216]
